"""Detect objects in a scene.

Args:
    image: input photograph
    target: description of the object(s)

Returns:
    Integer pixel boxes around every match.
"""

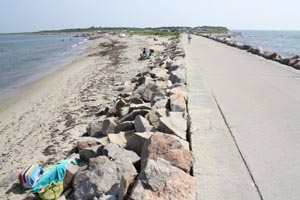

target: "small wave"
[72,44,78,48]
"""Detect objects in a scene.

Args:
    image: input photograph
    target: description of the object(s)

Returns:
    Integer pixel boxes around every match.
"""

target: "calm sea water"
[0,34,89,100]
[234,30,300,57]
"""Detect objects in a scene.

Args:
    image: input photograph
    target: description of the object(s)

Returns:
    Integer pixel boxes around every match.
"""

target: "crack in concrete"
[210,91,264,200]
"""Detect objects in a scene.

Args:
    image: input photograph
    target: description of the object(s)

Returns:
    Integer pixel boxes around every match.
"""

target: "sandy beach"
[0,34,166,199]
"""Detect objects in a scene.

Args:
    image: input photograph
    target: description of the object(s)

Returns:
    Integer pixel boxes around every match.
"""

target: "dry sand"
[0,34,167,199]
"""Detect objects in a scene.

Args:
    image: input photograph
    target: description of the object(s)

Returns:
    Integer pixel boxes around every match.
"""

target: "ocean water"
[0,34,89,100]
[234,30,300,58]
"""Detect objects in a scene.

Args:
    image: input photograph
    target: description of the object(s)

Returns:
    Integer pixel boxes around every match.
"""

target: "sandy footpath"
[0,34,166,199]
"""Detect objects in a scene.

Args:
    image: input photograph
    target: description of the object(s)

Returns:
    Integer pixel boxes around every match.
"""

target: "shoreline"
[0,34,165,199]
[0,38,92,113]
[0,34,89,103]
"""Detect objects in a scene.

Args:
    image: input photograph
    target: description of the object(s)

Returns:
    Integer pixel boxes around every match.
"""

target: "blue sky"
[0,0,299,33]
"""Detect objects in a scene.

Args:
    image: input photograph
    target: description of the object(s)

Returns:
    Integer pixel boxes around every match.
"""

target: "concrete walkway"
[184,34,300,200]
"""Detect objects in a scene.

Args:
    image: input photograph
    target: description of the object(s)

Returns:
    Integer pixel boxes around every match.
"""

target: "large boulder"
[129,158,196,200]
[149,68,169,80]
[280,57,290,65]
[134,115,155,132]
[114,121,135,133]
[101,143,140,165]
[126,132,154,156]
[99,195,117,200]
[126,96,144,105]
[87,118,104,137]
[119,109,149,122]
[158,115,187,140]
[289,58,300,66]
[169,85,188,99]
[128,103,151,112]
[151,98,168,109]
[146,108,169,129]
[101,117,117,136]
[79,145,102,161]
[263,51,277,59]
[118,172,137,200]
[77,137,108,151]
[108,131,132,148]
[73,156,136,200]
[169,68,186,84]
[169,94,186,112]
[141,132,192,172]
[293,61,300,70]
[115,98,128,110]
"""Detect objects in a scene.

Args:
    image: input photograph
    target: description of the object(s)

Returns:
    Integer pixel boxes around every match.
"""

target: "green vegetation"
[128,28,180,38]
[34,26,228,37]
[193,26,229,34]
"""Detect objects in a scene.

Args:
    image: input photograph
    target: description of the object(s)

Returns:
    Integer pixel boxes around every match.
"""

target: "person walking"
[188,32,192,44]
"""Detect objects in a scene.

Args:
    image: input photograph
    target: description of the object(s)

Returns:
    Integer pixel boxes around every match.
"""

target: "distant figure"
[139,48,154,60]
[188,32,192,44]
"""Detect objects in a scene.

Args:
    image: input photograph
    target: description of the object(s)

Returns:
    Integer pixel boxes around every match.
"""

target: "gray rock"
[290,55,300,60]
[115,98,127,110]
[145,108,169,129]
[74,156,137,199]
[158,115,187,140]
[152,98,168,109]
[289,58,300,66]
[127,97,144,104]
[108,131,133,148]
[134,115,155,132]
[169,86,187,99]
[118,172,137,200]
[119,106,129,117]
[87,119,104,137]
[170,68,186,84]
[99,195,117,200]
[79,145,102,162]
[167,63,184,72]
[126,132,154,156]
[128,103,151,112]
[129,158,196,200]
[293,61,300,70]
[170,94,186,112]
[119,109,149,122]
[101,143,140,165]
[77,137,108,151]
[150,91,166,105]
[140,88,153,102]
[263,51,277,59]
[280,57,290,65]
[114,121,135,133]
[149,68,169,80]
[101,117,117,136]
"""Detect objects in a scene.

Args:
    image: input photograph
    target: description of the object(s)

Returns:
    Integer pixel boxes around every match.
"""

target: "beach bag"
[38,181,64,200]
[18,165,44,188]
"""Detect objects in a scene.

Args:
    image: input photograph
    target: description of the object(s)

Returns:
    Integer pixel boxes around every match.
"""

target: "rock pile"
[66,39,196,200]
[203,35,300,70]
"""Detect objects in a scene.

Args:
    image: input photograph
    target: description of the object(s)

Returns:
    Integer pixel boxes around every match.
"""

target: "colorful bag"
[18,165,44,188]
[38,181,64,200]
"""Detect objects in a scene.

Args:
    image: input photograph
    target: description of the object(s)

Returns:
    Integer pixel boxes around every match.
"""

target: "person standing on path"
[188,32,192,44]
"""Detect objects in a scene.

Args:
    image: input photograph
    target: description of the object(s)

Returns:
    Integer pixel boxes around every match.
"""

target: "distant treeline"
[36,26,229,35]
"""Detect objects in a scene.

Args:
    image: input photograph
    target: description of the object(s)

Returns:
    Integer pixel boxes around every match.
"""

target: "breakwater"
[23,38,197,200]
[201,34,300,70]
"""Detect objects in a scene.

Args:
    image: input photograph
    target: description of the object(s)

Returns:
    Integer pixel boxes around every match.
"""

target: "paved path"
[184,34,300,200]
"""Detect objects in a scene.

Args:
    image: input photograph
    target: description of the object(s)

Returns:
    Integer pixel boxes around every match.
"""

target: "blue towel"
[31,159,77,193]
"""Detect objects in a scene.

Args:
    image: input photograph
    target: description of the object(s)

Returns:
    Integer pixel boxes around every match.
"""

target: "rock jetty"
[26,38,196,200]
[202,34,300,70]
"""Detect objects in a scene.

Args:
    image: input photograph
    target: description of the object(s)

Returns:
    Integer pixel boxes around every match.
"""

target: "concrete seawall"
[184,34,300,200]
